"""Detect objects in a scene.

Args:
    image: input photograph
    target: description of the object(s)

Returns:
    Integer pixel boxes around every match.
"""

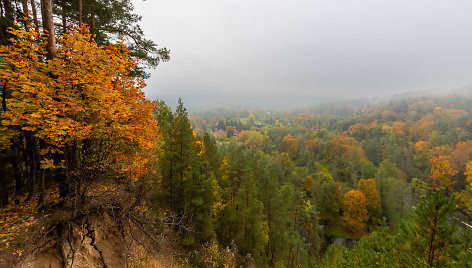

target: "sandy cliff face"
[20,214,124,268]
[0,189,180,268]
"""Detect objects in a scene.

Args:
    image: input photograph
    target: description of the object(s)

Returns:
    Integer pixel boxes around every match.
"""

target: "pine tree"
[259,160,285,266]
[215,144,268,265]
[154,100,222,248]
[54,0,170,70]
[234,171,267,263]
[342,225,400,267]
[186,131,222,245]
[400,189,462,267]
[154,100,179,210]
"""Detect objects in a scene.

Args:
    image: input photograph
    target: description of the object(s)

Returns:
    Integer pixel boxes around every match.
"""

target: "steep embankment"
[21,213,123,268]
[0,185,180,268]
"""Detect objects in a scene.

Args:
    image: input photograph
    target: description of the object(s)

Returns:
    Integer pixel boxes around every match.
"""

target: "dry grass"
[0,189,60,253]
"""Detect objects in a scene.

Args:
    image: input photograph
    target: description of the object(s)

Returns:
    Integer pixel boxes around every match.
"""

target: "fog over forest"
[134,0,472,109]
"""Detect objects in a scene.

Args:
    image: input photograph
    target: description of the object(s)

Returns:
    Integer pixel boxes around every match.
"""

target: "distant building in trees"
[214,129,226,137]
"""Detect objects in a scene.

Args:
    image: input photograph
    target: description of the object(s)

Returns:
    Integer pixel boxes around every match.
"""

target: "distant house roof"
[214,129,226,137]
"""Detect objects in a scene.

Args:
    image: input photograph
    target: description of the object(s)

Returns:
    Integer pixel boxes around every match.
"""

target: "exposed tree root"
[85,220,108,268]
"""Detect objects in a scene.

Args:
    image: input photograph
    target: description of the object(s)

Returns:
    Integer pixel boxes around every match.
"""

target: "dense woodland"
[1,0,472,267]
[186,94,472,266]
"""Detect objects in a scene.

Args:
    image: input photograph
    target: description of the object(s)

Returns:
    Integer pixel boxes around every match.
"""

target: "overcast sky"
[133,0,472,108]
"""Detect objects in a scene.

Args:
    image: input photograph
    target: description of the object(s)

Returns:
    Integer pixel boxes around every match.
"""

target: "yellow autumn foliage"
[0,25,156,178]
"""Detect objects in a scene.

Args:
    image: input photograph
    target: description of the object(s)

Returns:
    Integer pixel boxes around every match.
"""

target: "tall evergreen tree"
[216,144,268,265]
[400,189,464,267]
[154,99,221,248]
[57,0,169,69]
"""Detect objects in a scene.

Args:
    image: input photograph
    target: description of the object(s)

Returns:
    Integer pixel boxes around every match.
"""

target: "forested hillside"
[0,0,472,267]
[187,94,472,266]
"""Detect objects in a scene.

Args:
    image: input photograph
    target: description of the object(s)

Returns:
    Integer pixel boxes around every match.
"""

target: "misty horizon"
[157,85,472,112]
[133,0,472,109]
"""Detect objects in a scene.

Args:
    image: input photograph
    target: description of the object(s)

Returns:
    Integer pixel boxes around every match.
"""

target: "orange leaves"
[408,115,435,141]
[430,152,457,190]
[0,188,59,251]
[349,123,365,140]
[391,121,405,136]
[329,135,365,160]
[301,175,314,194]
[343,190,368,230]
[451,141,472,170]
[39,158,55,169]
[415,141,431,152]
[465,161,472,187]
[433,107,467,120]
[0,25,156,177]
[304,138,321,152]
[381,110,397,121]
[357,179,382,222]
[0,125,14,148]
[281,134,299,159]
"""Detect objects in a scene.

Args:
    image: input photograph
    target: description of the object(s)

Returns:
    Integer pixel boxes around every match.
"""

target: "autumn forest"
[1,0,472,267]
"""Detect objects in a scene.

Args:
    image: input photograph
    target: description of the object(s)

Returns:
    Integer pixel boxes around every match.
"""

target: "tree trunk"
[0,176,9,207]
[29,0,39,32]
[0,150,9,207]
[0,0,14,45]
[21,0,29,29]
[38,169,45,205]
[37,139,47,205]
[61,0,66,33]
[2,0,13,21]
[56,144,69,198]
[78,0,82,26]
[90,0,95,32]
[2,81,6,112]
[40,0,56,59]
[11,149,24,197]
[25,132,38,201]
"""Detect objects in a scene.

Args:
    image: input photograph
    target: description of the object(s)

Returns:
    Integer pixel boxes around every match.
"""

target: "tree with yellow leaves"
[429,152,457,191]
[238,130,267,152]
[465,160,472,186]
[343,190,368,230]
[357,179,382,223]
[329,135,366,184]
[349,123,365,140]
[281,134,299,159]
[457,160,472,217]
[0,25,156,201]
